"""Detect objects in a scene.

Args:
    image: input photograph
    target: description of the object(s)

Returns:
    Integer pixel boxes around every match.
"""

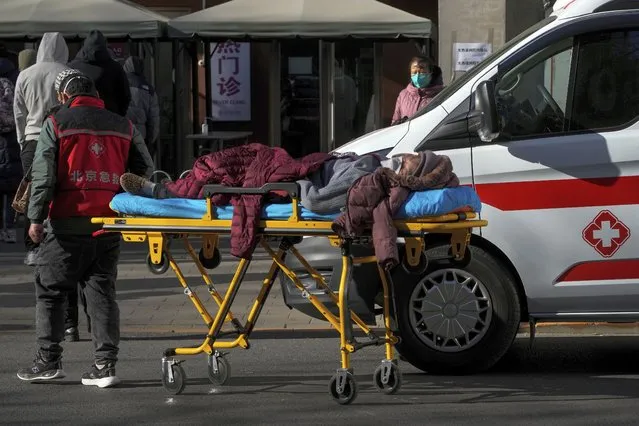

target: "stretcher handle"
[202,182,300,198]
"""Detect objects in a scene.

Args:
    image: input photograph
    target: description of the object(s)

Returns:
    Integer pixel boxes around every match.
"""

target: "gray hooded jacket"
[13,32,69,147]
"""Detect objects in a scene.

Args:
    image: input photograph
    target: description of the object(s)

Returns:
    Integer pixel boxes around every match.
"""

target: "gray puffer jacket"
[123,56,160,144]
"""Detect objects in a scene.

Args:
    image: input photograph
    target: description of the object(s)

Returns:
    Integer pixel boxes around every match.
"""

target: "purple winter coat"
[391,83,444,125]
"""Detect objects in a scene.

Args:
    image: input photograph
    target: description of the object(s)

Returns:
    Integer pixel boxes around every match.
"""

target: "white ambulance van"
[281,0,639,374]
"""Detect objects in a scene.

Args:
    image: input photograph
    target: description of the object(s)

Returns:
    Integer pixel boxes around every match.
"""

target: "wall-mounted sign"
[210,40,251,122]
[454,42,492,72]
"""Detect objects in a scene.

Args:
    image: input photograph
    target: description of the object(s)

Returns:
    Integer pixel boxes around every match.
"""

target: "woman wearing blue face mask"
[391,56,444,125]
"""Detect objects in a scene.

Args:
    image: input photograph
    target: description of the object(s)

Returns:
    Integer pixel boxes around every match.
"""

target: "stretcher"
[92,182,487,405]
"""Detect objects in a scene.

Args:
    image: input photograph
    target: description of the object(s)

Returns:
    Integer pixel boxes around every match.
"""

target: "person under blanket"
[332,150,459,271]
[120,143,331,259]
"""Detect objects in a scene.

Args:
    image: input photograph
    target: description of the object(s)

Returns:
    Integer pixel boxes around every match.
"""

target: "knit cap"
[54,68,84,93]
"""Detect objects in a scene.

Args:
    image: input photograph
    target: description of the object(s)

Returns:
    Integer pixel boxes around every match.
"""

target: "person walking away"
[16,70,154,387]
[68,30,131,117]
[18,49,37,72]
[0,59,21,243]
[123,56,160,157]
[13,32,69,266]
[391,56,444,125]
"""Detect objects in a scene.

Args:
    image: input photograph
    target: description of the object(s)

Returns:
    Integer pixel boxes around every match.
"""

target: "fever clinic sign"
[210,40,251,121]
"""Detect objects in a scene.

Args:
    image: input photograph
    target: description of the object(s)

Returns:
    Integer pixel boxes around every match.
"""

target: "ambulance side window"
[568,29,639,131]
[493,37,575,140]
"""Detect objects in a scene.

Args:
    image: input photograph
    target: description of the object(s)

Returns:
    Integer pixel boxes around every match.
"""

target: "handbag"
[11,165,32,214]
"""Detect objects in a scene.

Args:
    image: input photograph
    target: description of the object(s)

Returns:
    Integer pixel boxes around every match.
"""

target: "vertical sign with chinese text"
[210,41,251,121]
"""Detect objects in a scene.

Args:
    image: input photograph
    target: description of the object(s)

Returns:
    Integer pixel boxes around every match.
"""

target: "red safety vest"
[48,96,132,219]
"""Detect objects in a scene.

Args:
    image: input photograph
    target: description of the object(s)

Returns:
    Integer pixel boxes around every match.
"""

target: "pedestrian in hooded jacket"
[68,30,131,117]
[391,56,444,125]
[13,32,70,266]
[123,56,160,150]
[0,58,22,244]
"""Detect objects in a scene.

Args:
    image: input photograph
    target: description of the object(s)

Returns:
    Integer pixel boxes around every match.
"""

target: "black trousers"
[36,233,120,363]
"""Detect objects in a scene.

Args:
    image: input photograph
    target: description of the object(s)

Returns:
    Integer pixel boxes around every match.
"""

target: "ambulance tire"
[394,244,521,375]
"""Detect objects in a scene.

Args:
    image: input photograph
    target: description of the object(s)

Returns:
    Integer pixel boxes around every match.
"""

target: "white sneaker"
[3,228,16,243]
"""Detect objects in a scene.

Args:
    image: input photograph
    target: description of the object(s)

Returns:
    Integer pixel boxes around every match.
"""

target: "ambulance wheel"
[199,248,221,270]
[394,244,521,375]
[328,372,358,405]
[147,253,170,275]
[162,364,186,395]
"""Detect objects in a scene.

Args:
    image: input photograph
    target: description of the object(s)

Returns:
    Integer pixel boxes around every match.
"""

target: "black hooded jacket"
[68,30,131,117]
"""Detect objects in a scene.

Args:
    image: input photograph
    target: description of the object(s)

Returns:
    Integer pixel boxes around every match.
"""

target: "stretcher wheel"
[401,251,429,275]
[328,372,358,405]
[207,353,231,386]
[199,248,221,270]
[162,363,186,395]
[448,246,472,268]
[147,253,170,275]
[373,362,402,395]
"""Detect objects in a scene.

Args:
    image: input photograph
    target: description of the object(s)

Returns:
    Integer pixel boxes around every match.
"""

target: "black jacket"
[68,30,131,117]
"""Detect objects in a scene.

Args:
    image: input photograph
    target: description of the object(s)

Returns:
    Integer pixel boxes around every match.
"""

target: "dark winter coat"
[68,30,131,117]
[123,56,160,143]
[332,151,459,270]
[0,60,22,192]
[165,143,332,258]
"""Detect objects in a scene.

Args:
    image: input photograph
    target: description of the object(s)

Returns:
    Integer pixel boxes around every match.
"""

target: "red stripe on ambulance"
[474,176,639,211]
[557,259,639,282]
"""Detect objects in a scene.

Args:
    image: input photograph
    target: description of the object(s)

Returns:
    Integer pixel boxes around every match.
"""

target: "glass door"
[280,40,320,158]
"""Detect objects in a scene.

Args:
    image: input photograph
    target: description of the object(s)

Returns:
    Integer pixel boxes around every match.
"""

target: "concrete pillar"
[438,0,506,84]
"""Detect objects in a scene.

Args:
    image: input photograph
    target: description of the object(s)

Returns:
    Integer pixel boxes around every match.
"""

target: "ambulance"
[281,0,639,374]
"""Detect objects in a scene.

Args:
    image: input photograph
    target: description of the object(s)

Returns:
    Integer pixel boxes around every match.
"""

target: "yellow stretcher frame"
[92,184,487,405]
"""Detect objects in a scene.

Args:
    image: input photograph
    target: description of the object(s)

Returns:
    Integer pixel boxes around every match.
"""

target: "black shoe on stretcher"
[120,173,155,197]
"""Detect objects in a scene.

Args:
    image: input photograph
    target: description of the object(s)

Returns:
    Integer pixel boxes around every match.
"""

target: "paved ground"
[0,236,343,336]
[3,332,639,424]
[5,234,639,339]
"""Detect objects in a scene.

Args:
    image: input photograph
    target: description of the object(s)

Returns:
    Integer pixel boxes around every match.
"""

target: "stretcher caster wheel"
[207,352,231,385]
[162,362,186,395]
[373,361,402,395]
[402,251,429,275]
[147,253,170,275]
[199,248,221,270]
[328,370,358,405]
[448,247,472,268]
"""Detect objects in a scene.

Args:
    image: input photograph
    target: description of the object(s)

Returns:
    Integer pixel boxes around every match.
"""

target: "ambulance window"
[569,29,639,131]
[493,37,575,140]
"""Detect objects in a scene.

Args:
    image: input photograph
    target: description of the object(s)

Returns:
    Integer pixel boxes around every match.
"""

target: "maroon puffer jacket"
[165,143,331,258]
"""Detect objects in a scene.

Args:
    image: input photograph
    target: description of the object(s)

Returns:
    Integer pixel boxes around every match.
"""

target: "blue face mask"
[411,72,431,89]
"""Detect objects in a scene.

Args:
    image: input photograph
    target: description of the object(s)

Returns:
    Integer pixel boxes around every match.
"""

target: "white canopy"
[0,0,168,39]
[169,0,434,39]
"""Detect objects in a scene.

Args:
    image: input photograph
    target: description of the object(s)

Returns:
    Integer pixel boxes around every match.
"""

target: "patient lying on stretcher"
[117,143,463,266]
[119,142,457,212]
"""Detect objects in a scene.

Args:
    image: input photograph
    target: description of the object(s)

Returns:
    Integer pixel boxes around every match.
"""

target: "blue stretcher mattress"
[110,186,482,221]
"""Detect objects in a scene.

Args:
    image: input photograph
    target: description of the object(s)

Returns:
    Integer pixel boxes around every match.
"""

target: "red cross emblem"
[89,141,105,158]
[582,210,630,258]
